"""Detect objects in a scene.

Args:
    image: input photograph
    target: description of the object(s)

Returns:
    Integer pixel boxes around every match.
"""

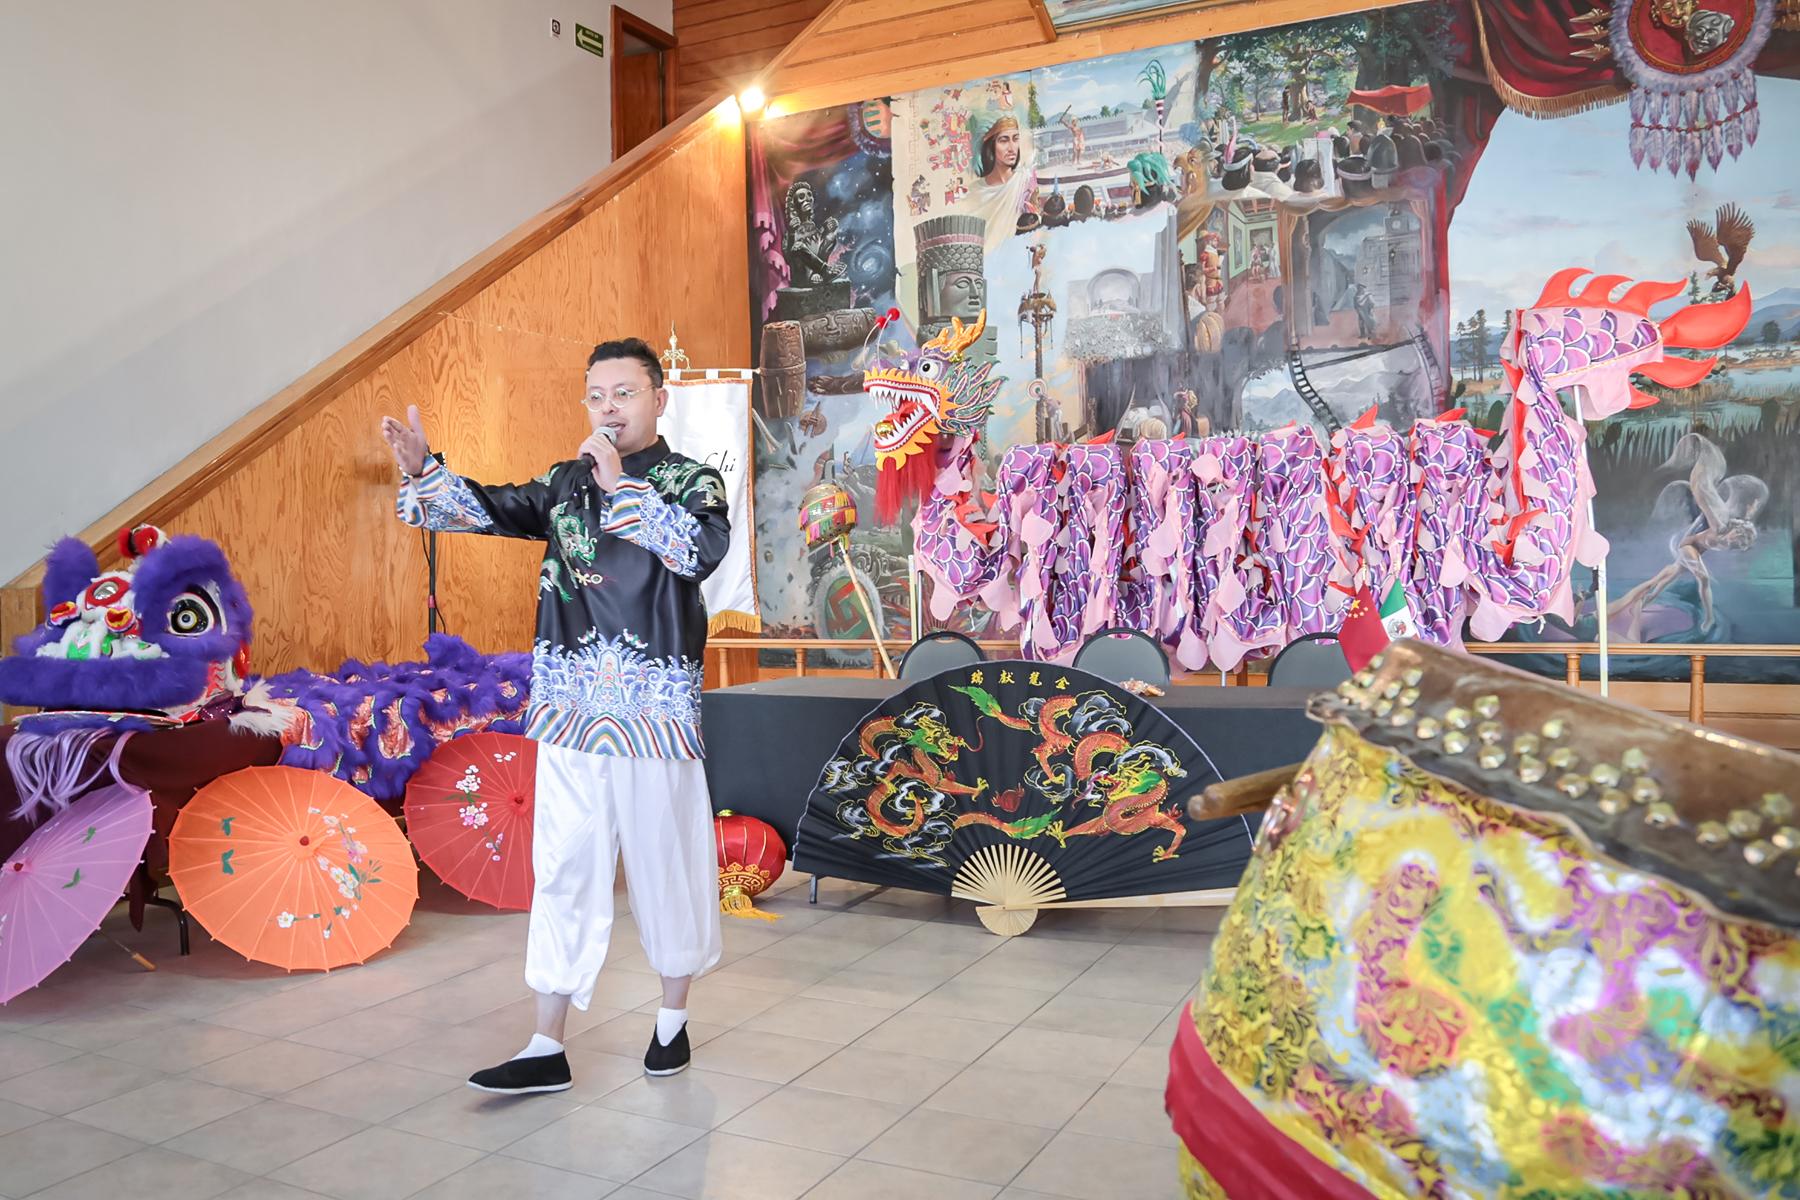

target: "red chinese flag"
[1337,585,1390,673]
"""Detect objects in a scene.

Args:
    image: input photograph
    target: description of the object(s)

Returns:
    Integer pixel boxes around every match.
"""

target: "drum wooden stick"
[1189,763,1301,821]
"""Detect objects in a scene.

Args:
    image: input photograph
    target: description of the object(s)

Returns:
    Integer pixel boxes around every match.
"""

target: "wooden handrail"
[3,90,740,594]
[705,636,1800,726]
[707,637,1800,658]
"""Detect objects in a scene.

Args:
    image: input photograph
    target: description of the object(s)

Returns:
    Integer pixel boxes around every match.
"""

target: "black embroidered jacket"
[397,438,729,757]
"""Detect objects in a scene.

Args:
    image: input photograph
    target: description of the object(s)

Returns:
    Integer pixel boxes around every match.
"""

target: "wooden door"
[613,8,678,160]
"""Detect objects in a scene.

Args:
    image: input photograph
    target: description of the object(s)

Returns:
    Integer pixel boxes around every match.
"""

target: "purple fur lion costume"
[0,524,531,823]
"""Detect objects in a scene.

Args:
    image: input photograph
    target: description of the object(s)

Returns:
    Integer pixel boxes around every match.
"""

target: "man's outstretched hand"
[380,405,430,477]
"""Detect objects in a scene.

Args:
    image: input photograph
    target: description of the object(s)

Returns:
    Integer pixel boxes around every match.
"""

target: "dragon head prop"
[0,525,253,729]
[864,311,1001,525]
[1502,268,1752,418]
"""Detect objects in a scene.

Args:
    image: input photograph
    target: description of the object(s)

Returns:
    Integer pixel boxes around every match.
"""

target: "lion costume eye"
[916,357,942,379]
[168,591,221,636]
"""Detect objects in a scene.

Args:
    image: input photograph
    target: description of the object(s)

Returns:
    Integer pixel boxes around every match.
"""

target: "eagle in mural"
[1686,203,1755,299]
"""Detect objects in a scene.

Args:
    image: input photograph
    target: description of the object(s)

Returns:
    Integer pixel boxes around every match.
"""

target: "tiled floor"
[0,869,1216,1200]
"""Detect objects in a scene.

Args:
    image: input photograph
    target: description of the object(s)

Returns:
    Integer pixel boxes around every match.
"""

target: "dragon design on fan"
[819,701,986,863]
[951,686,1182,860]
[1049,741,1188,862]
[865,311,1001,527]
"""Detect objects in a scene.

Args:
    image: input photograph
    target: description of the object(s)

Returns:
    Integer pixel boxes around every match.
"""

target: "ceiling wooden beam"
[765,0,1411,115]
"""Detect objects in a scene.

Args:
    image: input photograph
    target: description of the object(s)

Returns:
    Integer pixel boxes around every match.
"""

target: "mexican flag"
[1339,581,1416,672]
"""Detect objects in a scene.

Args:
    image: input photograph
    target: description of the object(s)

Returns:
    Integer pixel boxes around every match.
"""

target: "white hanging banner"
[663,371,760,634]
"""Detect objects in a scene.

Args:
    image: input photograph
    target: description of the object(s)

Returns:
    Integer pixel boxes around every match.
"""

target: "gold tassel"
[1472,2,1630,119]
[706,610,763,636]
[720,888,782,921]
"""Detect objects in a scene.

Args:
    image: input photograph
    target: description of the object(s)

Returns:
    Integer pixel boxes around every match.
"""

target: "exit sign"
[574,23,604,57]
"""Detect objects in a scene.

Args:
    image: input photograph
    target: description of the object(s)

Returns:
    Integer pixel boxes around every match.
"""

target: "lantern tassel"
[721,889,782,921]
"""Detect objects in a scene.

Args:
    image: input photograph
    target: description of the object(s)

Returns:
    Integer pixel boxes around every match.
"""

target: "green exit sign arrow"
[574,23,604,58]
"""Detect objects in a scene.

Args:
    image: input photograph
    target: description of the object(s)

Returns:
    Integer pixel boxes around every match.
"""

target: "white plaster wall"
[0,0,673,580]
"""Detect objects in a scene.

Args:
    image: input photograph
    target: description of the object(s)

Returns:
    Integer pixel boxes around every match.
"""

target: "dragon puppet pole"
[837,537,895,677]
[1592,496,1610,697]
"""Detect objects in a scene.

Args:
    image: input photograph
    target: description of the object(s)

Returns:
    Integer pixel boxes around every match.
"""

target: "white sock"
[515,1033,563,1060]
[655,1007,687,1047]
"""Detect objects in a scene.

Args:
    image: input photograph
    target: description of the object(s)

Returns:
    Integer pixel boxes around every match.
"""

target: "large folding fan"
[793,661,1254,933]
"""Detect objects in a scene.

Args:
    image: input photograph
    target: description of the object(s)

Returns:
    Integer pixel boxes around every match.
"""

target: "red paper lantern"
[714,810,786,922]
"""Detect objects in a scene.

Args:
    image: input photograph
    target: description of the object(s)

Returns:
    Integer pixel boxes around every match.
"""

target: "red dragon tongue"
[875,452,935,526]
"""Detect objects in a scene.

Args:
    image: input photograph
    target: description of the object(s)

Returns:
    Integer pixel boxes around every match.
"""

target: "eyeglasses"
[582,385,656,411]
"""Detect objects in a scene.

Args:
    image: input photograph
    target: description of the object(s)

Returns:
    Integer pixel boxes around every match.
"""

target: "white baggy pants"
[525,741,722,1010]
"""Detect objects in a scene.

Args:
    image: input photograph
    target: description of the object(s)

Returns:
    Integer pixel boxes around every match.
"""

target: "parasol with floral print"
[1,782,154,1003]
[402,732,536,911]
[169,766,417,971]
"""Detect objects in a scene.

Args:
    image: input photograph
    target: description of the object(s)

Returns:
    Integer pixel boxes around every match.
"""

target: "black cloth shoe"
[644,1023,690,1076]
[467,1051,573,1095]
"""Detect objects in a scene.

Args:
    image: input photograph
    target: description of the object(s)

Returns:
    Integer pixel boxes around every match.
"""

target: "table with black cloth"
[700,677,1322,845]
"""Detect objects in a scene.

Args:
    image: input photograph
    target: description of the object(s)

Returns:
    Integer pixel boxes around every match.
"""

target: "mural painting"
[746,2,1800,681]
[1450,89,1800,682]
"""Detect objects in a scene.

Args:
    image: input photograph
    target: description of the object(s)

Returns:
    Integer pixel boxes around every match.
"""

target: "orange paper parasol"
[169,767,417,970]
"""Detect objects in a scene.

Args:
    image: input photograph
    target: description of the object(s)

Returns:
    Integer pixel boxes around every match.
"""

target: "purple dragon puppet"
[896,269,1750,666]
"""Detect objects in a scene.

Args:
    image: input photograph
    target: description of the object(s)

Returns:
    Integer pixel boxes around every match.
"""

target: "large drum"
[1170,640,1800,1198]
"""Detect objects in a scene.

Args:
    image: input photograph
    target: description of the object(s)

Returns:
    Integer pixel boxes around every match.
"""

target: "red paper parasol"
[402,732,536,910]
[1,781,153,1003]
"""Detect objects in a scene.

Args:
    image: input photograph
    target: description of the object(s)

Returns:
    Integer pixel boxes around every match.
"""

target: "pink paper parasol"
[0,772,153,1003]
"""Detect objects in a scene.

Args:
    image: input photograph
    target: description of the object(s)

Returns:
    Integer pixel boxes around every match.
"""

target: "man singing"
[379,337,727,1093]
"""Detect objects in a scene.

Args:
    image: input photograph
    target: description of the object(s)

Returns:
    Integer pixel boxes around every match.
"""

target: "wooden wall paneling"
[0,100,752,681]
[684,0,828,44]
[1,94,736,616]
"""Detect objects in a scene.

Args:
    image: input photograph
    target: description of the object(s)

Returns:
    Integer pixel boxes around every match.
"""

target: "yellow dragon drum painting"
[1169,640,1800,1198]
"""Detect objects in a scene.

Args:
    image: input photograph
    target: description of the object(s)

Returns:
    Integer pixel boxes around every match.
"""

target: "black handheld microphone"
[578,425,617,471]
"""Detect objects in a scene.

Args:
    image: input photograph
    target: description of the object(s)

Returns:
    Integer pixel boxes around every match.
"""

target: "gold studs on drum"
[1697,821,1730,848]
[1621,747,1649,772]
[1762,793,1794,822]
[1589,763,1621,789]
[1630,776,1662,805]
[1474,694,1500,719]
[1726,809,1763,839]
[1512,733,1541,758]
[1442,730,1470,755]
[1517,756,1547,784]
[1413,717,1441,741]
[1645,802,1679,829]
[1597,789,1629,816]
[1541,717,1568,740]
[1556,774,1590,799]
[1477,745,1507,770]
[1445,707,1472,731]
